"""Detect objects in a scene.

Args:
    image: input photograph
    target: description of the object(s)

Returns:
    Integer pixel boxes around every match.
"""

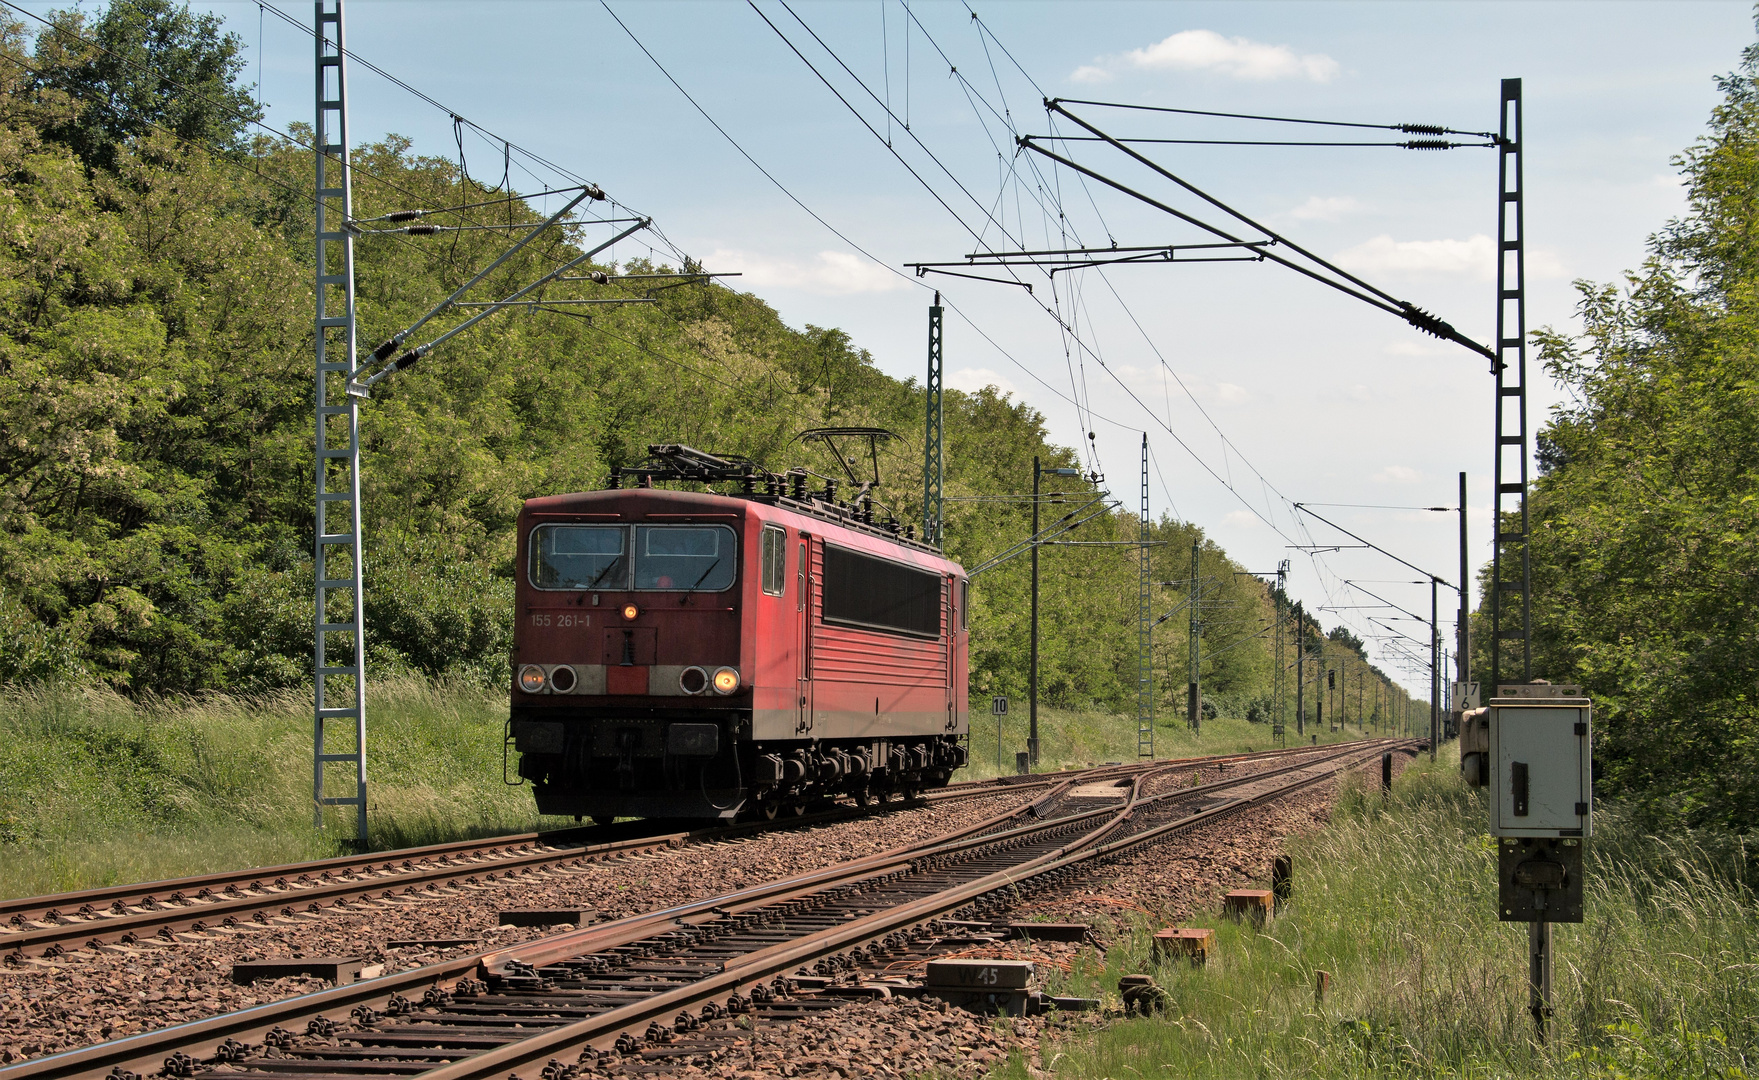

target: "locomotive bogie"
[509,486,969,821]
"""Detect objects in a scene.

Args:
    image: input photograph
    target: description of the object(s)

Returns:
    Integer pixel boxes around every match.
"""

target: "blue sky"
[47,0,1752,691]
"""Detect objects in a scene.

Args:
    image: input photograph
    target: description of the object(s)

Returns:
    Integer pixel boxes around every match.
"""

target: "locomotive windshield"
[634,525,736,591]
[527,523,735,591]
[529,525,627,589]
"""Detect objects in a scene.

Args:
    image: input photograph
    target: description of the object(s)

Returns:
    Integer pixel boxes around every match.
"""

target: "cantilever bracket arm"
[1008,102,1496,365]
[348,217,650,395]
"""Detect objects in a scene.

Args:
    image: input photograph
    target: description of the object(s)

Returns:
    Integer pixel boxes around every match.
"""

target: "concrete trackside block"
[1222,889,1273,925]
[924,958,1034,1015]
[497,908,595,928]
[232,957,362,984]
[1153,927,1214,965]
[925,958,1033,989]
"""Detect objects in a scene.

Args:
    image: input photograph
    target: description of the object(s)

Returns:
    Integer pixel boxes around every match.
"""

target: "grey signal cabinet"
[1488,685,1592,839]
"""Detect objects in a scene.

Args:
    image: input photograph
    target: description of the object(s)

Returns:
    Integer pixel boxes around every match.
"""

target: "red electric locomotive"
[508,444,970,821]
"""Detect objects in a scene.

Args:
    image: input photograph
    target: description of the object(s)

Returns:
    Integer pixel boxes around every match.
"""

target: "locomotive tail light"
[621,603,640,621]
[679,666,709,695]
[548,665,578,694]
[711,666,741,695]
[518,665,547,694]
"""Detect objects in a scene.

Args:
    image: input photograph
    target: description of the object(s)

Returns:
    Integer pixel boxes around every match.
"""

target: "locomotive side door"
[796,537,813,733]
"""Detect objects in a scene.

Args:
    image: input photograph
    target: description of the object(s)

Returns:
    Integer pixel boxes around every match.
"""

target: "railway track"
[0,747,1315,963]
[0,739,1406,1080]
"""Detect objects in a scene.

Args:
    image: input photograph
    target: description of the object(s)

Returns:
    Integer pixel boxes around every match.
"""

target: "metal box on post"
[1488,684,1591,839]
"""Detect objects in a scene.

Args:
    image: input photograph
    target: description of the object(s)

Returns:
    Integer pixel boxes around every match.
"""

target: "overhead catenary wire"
[607,0,1419,682]
[1050,97,1498,140]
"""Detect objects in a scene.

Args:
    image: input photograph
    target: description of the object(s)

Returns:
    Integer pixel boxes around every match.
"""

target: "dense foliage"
[1507,30,1759,828]
[0,3,1410,727]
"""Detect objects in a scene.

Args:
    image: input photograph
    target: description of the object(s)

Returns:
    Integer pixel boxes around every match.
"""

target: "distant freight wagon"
[507,445,969,821]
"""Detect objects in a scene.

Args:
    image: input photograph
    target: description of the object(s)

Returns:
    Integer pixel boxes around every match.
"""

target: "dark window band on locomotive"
[821,544,941,638]
[530,524,736,592]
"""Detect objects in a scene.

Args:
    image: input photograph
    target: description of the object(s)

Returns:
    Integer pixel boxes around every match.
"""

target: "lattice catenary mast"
[1490,78,1530,689]
[311,0,367,840]
[1137,434,1153,759]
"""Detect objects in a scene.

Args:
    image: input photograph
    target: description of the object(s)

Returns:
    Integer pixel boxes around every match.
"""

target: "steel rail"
[0,741,1398,1080]
[0,746,1340,960]
[0,773,1064,946]
[416,741,1402,1076]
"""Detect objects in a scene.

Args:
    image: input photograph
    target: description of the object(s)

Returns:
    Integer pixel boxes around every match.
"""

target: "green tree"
[30,0,259,170]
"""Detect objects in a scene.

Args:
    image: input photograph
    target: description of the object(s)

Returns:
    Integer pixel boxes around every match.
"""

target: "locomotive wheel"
[786,801,807,817]
[852,788,874,808]
[759,800,780,822]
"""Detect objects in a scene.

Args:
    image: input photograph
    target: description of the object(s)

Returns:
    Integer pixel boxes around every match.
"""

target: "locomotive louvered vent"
[822,545,940,638]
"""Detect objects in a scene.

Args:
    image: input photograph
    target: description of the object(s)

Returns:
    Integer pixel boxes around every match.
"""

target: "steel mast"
[311,0,367,841]
[1136,434,1153,759]
[922,293,944,547]
[1491,78,1530,689]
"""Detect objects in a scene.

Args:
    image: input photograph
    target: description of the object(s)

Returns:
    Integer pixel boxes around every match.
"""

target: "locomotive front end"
[508,490,751,821]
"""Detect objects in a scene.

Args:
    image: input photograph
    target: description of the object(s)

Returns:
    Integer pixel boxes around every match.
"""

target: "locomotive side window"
[529,525,627,590]
[760,525,786,596]
[633,525,737,591]
[960,578,970,629]
[821,545,940,638]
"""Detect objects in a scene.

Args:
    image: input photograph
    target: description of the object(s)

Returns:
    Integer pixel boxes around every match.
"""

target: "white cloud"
[1527,247,1569,280]
[1375,465,1423,484]
[704,248,907,296]
[1072,30,1340,84]
[947,367,1016,396]
[1215,382,1249,403]
[1333,234,1495,280]
[1290,195,1362,222]
[1223,510,1262,529]
[1332,234,1568,282]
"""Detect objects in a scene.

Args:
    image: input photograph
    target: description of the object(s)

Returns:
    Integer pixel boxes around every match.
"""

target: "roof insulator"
[406,224,440,236]
[1403,139,1454,151]
[386,210,423,222]
[1398,123,1446,135]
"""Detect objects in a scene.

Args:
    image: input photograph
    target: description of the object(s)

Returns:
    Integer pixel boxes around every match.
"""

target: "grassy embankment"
[0,678,560,899]
[0,680,1369,900]
[1003,749,1759,1079]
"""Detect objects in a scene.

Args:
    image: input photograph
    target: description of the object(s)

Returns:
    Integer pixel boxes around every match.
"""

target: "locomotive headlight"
[621,603,640,621]
[711,666,740,695]
[518,664,547,693]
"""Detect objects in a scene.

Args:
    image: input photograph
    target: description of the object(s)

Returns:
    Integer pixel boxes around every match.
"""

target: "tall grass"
[0,678,571,899]
[957,705,1388,781]
[1001,750,1759,1078]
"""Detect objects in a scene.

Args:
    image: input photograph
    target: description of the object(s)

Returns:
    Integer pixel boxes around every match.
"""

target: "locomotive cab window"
[760,525,786,596]
[529,525,627,590]
[822,545,940,638]
[634,525,736,591]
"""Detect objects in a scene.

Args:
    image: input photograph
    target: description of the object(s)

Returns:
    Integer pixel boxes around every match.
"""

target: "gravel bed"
[0,751,1405,1074]
[0,791,1029,1064]
[1008,749,1413,932]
